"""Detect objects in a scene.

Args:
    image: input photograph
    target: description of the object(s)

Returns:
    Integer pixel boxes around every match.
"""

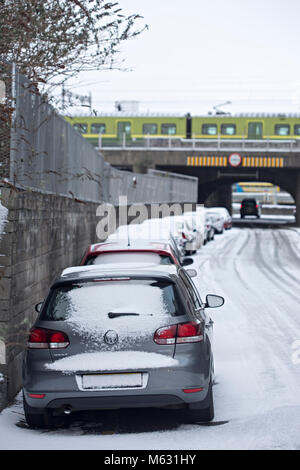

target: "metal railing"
[97,134,300,153]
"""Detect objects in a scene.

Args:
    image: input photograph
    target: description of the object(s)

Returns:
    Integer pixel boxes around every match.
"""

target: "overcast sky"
[66,0,300,115]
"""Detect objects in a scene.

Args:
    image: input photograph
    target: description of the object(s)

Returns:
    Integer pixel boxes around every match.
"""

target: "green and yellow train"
[64,113,300,147]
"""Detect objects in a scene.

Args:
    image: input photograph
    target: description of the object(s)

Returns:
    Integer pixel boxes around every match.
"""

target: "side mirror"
[185,268,197,278]
[182,257,194,266]
[35,302,43,313]
[205,294,224,308]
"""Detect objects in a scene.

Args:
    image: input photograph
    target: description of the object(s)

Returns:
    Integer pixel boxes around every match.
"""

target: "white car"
[184,211,205,247]
[205,208,224,234]
[161,214,203,255]
[209,207,232,230]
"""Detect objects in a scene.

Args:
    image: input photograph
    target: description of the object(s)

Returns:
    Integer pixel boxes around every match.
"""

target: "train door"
[117,121,131,144]
[248,122,263,139]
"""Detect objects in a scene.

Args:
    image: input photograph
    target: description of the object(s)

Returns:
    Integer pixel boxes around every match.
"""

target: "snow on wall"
[0,192,8,238]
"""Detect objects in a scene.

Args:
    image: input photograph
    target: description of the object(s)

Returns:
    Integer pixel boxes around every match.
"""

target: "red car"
[80,240,194,267]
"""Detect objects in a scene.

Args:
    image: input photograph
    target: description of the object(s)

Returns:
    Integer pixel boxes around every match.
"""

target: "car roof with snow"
[53,264,180,287]
[85,239,176,254]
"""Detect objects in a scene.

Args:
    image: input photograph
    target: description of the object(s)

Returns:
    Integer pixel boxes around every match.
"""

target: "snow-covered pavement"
[0,227,299,450]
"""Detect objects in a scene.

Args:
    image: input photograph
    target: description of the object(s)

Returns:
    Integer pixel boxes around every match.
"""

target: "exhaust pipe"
[63,405,72,415]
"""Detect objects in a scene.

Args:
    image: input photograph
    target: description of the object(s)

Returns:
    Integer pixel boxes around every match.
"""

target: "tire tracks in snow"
[254,229,300,304]
[272,230,300,287]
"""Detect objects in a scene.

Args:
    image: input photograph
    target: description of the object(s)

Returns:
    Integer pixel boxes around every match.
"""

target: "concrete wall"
[0,186,195,409]
[0,187,101,408]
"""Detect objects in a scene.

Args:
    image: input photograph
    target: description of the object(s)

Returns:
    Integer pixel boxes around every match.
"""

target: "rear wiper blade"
[108,312,140,319]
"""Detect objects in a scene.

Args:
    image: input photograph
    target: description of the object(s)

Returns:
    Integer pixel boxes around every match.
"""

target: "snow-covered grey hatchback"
[23,264,224,428]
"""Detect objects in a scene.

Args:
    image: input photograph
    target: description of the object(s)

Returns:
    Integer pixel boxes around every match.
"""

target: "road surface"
[0,227,299,449]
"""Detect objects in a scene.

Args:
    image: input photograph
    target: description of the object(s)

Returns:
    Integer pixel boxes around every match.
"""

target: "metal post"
[9,62,17,184]
[122,132,126,148]
[98,132,102,149]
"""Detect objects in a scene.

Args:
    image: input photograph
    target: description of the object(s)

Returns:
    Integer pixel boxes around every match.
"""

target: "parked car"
[210,207,232,230]
[80,239,194,268]
[112,216,202,257]
[204,214,215,244]
[204,208,224,234]
[23,264,224,428]
[162,214,203,255]
[240,198,261,218]
[185,211,205,241]
[107,221,193,266]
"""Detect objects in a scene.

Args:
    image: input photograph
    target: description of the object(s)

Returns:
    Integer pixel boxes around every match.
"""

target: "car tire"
[182,382,214,424]
[23,392,55,429]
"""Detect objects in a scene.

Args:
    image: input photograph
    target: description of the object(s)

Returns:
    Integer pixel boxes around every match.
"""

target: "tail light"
[256,204,259,209]
[28,328,69,349]
[240,204,242,209]
[182,232,187,239]
[154,321,203,345]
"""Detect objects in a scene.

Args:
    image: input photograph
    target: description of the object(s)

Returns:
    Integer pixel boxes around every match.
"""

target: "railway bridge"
[99,138,300,225]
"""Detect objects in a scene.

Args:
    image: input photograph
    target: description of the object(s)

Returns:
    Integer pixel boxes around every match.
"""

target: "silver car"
[23,264,224,428]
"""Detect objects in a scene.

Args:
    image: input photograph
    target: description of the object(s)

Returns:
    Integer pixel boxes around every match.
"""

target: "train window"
[91,123,106,134]
[275,124,290,136]
[202,124,217,135]
[221,124,236,135]
[161,124,177,135]
[294,125,300,135]
[143,123,158,134]
[73,123,88,134]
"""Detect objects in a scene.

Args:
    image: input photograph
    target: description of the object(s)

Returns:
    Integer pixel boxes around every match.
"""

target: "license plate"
[82,373,143,390]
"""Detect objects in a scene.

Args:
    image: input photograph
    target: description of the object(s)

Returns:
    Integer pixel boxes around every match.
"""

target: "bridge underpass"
[100,146,300,225]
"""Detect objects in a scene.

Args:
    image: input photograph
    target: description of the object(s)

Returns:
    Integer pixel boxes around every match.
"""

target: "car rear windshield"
[40,280,185,323]
[85,252,174,265]
[242,200,256,206]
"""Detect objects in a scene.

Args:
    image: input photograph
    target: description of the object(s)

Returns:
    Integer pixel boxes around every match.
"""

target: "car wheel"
[23,392,55,429]
[183,382,214,424]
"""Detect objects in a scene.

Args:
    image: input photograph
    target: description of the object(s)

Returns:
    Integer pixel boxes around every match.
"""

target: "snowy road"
[0,227,300,450]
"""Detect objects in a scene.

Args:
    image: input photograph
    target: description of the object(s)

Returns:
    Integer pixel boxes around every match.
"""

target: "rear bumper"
[240,211,259,217]
[23,387,209,412]
[23,361,210,411]
[23,344,212,412]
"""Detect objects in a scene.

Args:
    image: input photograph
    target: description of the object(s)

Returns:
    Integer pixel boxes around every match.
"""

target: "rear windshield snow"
[40,281,185,335]
[85,252,173,266]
